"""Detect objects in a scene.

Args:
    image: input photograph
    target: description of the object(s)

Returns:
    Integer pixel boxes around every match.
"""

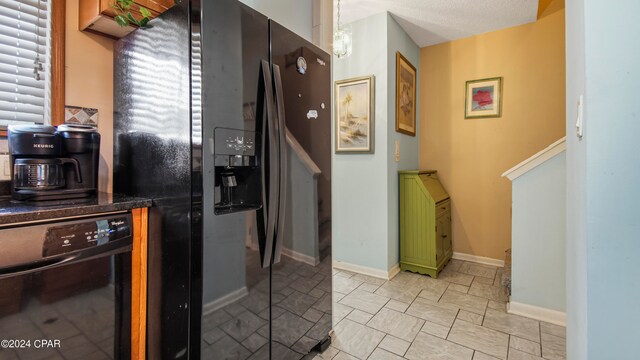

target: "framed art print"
[465,77,503,119]
[396,52,417,136]
[334,75,375,153]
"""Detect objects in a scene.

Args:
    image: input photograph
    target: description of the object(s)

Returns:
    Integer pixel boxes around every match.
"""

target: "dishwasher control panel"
[0,213,133,269]
[43,216,132,257]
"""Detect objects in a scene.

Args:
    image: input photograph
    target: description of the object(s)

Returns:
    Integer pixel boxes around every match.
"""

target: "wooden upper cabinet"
[79,0,173,39]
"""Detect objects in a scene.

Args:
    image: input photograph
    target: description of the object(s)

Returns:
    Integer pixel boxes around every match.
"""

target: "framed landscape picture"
[334,75,375,153]
[465,77,503,119]
[396,52,417,136]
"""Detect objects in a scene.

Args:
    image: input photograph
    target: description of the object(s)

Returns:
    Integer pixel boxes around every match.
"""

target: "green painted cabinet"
[399,170,452,278]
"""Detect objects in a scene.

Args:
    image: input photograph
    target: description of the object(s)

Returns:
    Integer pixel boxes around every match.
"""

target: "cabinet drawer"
[436,200,450,218]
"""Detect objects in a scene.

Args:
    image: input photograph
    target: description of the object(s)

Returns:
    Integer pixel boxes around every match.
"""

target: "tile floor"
[201,250,333,359]
[0,256,120,360]
[0,285,117,360]
[0,255,565,360]
[312,259,566,360]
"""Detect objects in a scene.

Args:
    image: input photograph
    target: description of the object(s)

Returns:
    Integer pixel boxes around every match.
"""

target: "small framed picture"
[396,52,417,136]
[334,75,375,153]
[465,77,503,119]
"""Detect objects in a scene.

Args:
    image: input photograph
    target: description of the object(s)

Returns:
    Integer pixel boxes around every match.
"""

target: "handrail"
[285,128,321,177]
[502,137,566,181]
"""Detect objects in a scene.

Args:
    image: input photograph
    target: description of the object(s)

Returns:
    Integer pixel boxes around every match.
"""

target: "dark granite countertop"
[0,192,152,226]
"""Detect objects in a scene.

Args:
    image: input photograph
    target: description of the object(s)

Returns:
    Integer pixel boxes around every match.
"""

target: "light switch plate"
[395,140,400,162]
[576,95,584,139]
[0,154,10,181]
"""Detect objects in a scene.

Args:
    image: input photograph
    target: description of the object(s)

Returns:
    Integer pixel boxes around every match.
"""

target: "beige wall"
[419,5,565,260]
[65,0,115,193]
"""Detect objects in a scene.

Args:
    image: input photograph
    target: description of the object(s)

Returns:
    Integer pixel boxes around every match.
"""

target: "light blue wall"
[511,152,566,312]
[282,146,320,263]
[386,14,420,269]
[239,0,313,41]
[203,0,314,306]
[333,13,390,272]
[333,13,420,273]
[567,0,640,358]
[203,212,248,304]
[583,0,640,358]
[565,0,587,358]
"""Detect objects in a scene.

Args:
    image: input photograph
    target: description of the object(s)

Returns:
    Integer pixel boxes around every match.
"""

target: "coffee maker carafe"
[8,124,101,201]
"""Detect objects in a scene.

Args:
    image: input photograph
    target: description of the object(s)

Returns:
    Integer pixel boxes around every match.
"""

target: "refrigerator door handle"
[257,59,279,269]
[272,64,287,264]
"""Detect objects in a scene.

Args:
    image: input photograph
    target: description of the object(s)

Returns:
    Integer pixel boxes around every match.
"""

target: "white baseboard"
[388,263,400,280]
[333,261,400,280]
[281,247,319,266]
[202,286,248,316]
[507,301,566,326]
[453,252,505,268]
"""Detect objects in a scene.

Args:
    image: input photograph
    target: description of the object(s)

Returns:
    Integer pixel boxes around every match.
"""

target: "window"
[0,0,50,126]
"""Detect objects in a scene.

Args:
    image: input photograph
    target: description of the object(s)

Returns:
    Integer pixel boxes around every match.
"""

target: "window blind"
[191,31,201,143]
[0,0,50,126]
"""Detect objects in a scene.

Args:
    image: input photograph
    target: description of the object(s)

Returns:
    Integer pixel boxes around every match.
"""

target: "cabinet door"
[437,210,453,260]
[435,215,445,263]
[139,0,174,13]
[443,212,452,255]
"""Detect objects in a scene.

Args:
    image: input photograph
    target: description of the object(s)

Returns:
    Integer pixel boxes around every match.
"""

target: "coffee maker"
[8,124,101,201]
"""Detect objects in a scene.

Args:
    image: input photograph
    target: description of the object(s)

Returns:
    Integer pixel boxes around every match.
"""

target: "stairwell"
[502,137,566,325]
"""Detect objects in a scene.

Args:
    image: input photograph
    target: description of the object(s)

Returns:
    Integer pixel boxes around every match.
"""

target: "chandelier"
[333,0,352,59]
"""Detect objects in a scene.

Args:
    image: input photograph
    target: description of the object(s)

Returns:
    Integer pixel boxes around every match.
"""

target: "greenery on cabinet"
[113,0,180,28]
[113,0,152,27]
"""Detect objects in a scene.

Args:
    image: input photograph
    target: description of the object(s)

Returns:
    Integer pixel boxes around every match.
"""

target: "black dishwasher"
[0,213,133,360]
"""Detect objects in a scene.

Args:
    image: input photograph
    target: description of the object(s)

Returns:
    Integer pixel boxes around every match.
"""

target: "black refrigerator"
[113,0,332,359]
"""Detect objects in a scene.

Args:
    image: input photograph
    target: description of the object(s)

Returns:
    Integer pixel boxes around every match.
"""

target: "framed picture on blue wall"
[334,75,375,154]
[396,52,417,136]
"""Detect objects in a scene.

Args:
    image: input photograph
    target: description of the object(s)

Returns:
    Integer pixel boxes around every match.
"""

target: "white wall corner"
[452,252,505,268]
[508,301,567,327]
[202,287,249,316]
[281,247,320,266]
[312,0,333,52]
[333,261,400,280]
[388,263,400,280]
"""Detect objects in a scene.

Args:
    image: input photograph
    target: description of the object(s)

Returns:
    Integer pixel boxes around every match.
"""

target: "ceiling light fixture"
[333,0,352,59]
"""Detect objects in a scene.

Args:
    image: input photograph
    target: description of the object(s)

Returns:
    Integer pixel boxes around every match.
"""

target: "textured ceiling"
[335,0,539,47]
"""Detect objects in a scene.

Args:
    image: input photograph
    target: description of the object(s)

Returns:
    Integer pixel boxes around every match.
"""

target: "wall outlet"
[395,140,400,162]
[0,155,10,181]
